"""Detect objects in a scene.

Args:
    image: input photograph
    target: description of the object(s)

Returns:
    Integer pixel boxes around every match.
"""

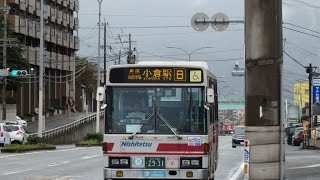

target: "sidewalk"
[25,112,94,133]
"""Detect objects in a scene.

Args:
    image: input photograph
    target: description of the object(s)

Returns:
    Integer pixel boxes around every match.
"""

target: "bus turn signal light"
[102,142,108,153]
[204,143,209,153]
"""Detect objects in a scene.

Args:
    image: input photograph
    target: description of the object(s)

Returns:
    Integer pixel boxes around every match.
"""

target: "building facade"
[1,0,79,116]
[293,81,309,112]
[218,99,245,133]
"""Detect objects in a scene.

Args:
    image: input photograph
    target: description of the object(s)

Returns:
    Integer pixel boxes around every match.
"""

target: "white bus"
[102,61,219,180]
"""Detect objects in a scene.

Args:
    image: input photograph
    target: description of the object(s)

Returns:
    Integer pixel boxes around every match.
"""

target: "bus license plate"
[145,157,165,169]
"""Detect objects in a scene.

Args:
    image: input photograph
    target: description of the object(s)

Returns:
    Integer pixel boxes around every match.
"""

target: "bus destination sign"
[109,67,203,83]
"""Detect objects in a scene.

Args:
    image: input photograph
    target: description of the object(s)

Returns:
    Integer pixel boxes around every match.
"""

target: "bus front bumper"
[104,168,209,179]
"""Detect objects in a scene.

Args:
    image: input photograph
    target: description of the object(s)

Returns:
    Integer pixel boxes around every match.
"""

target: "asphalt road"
[215,135,244,180]
[285,144,320,180]
[0,145,104,180]
[0,136,244,180]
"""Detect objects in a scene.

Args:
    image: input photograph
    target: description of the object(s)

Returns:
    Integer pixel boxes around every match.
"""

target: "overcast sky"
[78,0,320,102]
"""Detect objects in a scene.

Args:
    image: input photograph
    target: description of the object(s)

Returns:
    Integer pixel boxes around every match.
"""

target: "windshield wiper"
[128,124,144,139]
[157,113,182,140]
[128,111,154,139]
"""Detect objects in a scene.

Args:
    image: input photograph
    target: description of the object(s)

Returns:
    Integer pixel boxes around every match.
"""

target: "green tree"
[0,15,30,92]
[75,57,97,96]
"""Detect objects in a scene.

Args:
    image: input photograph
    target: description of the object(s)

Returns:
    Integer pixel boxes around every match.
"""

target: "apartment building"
[293,81,309,109]
[1,0,79,116]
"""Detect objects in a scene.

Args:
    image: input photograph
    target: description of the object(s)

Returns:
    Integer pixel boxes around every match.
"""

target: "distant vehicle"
[16,116,27,127]
[292,130,303,146]
[6,125,28,144]
[291,126,303,145]
[0,123,12,147]
[232,126,245,148]
[285,126,301,145]
[4,116,27,128]
[5,121,19,126]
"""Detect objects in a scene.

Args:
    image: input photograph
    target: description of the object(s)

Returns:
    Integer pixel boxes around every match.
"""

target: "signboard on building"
[312,77,320,105]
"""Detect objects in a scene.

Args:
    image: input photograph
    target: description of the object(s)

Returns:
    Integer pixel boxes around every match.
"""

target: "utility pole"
[96,0,103,133]
[38,0,44,137]
[118,50,121,65]
[103,22,107,85]
[307,64,312,135]
[126,33,137,64]
[245,1,283,180]
[127,33,132,64]
[1,0,9,122]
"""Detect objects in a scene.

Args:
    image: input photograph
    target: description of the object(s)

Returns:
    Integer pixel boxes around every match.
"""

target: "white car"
[0,123,12,147]
[6,125,28,144]
[16,116,27,127]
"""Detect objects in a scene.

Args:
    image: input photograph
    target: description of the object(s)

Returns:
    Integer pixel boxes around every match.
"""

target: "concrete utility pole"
[1,0,8,122]
[118,50,121,65]
[96,0,103,133]
[245,1,283,179]
[38,0,44,137]
[127,33,133,64]
[103,22,107,85]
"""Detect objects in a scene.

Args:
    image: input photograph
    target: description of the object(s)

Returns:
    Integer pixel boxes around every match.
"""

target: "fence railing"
[30,112,105,138]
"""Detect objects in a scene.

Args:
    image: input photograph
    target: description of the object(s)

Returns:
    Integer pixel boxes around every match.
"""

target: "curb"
[1,146,56,153]
[75,143,102,147]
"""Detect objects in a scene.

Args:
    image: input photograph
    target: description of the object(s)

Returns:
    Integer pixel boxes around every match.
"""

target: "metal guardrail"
[30,111,105,138]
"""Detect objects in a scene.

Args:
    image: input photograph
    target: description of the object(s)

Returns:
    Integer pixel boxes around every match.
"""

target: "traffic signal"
[314,115,318,127]
[10,70,28,77]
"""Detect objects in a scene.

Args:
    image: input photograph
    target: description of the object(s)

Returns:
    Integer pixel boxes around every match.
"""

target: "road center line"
[0,147,87,159]
[230,163,244,180]
[288,163,320,170]
[81,155,99,159]
[48,161,71,167]
[3,169,32,175]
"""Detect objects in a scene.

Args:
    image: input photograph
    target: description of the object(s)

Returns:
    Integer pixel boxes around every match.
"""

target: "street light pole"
[38,0,44,137]
[96,0,103,133]
[166,47,213,61]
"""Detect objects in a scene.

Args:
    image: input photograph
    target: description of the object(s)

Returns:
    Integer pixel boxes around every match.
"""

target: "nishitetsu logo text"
[121,141,153,147]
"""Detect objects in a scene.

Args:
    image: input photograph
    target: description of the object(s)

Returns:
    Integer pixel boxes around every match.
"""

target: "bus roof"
[137,61,210,70]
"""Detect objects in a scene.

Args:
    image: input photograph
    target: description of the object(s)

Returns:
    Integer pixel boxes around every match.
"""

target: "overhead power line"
[283,27,320,39]
[284,22,320,35]
[283,50,306,68]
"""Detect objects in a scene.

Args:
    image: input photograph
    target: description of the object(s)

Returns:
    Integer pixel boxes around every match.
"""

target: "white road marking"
[48,161,71,167]
[230,163,244,180]
[3,169,32,175]
[288,163,320,169]
[81,155,99,159]
[0,147,87,159]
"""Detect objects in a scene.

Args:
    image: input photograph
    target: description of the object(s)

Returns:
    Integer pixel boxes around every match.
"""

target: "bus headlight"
[111,159,120,165]
[191,160,200,166]
[109,157,130,168]
[180,157,202,169]
[120,159,129,165]
[182,160,190,166]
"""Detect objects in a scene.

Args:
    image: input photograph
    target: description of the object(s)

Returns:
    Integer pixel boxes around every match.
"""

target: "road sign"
[312,77,320,105]
[211,13,229,31]
[191,13,209,31]
[0,69,9,77]
[244,139,250,178]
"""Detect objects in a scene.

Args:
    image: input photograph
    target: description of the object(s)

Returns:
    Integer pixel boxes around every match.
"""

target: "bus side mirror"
[96,87,105,102]
[207,88,214,104]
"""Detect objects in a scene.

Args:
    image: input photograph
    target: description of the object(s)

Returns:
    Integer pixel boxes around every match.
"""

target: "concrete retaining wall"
[45,117,105,145]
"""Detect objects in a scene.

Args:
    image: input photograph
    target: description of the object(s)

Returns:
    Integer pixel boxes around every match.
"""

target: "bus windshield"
[106,86,207,135]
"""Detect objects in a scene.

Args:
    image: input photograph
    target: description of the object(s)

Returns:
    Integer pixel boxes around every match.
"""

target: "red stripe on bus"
[104,152,206,156]
[157,144,205,152]
[107,143,115,151]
